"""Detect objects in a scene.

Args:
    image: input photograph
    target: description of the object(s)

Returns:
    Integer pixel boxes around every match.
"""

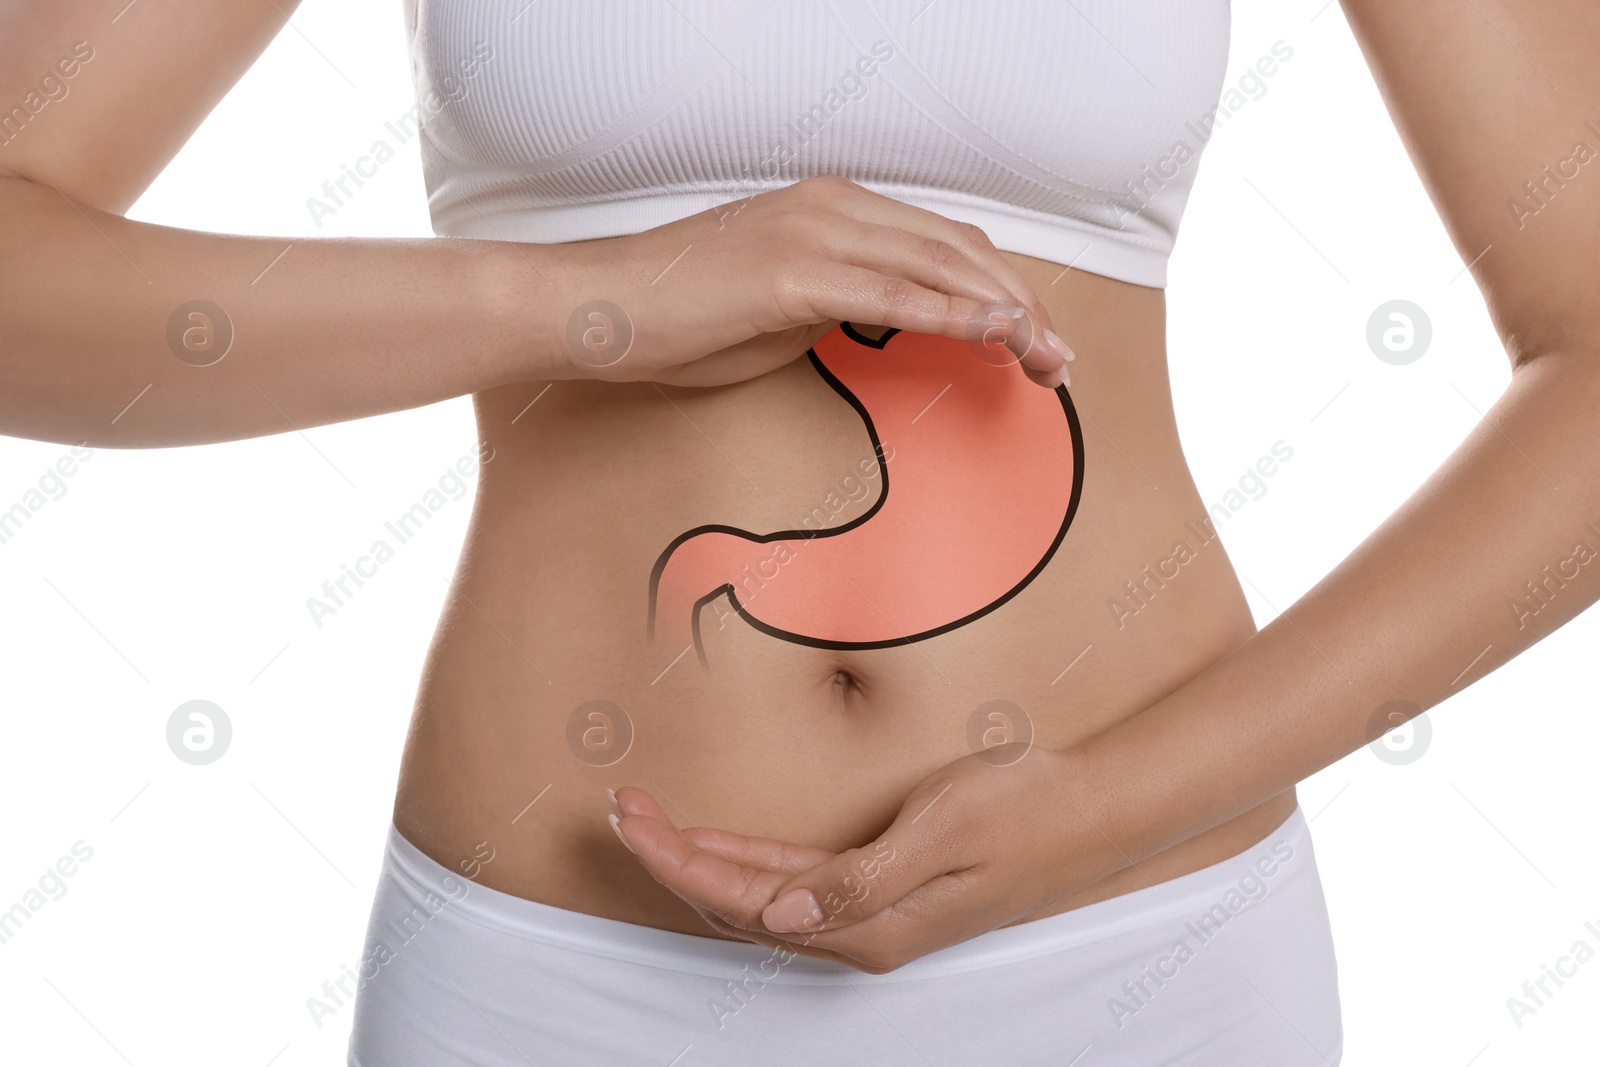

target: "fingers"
[609,785,993,975]
[792,265,1065,387]
[767,176,1071,387]
[610,786,931,969]
[680,826,835,875]
[828,222,1022,317]
[757,776,973,936]
[820,180,1073,383]
[822,222,1070,383]
[692,847,995,975]
[826,179,1053,329]
[966,303,1074,386]
[596,175,1076,389]
[611,792,794,930]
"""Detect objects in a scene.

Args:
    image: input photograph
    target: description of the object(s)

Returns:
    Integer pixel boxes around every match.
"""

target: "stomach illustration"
[648,322,1085,665]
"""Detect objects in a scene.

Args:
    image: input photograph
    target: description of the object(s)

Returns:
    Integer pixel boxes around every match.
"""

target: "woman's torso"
[390,0,1293,939]
[393,256,1296,937]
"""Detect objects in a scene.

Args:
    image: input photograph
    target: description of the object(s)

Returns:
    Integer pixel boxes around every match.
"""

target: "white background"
[2,1,1596,1065]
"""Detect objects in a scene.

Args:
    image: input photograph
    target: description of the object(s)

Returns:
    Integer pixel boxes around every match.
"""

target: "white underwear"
[347,806,1341,1065]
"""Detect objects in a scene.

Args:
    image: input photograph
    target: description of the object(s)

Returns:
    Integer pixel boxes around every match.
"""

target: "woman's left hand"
[609,744,1124,974]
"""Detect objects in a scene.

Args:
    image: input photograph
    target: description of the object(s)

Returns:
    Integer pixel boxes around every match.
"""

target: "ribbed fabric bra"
[402,0,1232,288]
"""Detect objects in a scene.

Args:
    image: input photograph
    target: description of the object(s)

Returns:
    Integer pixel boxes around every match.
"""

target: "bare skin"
[589,0,1600,975]
[9,0,1597,995]
[0,0,1293,955]
[0,2,1069,451]
[397,255,1296,939]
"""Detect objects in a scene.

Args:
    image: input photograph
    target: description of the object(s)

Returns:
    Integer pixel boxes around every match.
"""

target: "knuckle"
[767,205,816,242]
[798,173,854,202]
[922,237,960,270]
[880,275,917,310]
[958,221,995,251]
[768,262,815,321]
[942,291,968,329]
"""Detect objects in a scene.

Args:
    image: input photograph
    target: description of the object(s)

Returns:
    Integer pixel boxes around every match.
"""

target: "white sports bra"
[403,0,1232,288]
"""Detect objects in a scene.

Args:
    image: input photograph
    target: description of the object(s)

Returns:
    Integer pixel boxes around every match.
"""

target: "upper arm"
[1340,0,1600,363]
[0,0,296,214]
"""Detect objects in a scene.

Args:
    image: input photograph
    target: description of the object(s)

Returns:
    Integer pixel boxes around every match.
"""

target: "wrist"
[1070,707,1211,874]
[477,238,588,385]
[1042,742,1137,886]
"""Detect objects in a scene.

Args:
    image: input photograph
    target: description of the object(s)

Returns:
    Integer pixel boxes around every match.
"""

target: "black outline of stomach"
[649,322,1085,666]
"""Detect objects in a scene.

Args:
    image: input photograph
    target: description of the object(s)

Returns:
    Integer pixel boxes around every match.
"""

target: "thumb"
[760,780,965,935]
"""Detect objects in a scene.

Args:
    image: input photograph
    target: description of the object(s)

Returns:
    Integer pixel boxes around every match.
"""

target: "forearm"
[1074,351,1600,866]
[0,174,562,447]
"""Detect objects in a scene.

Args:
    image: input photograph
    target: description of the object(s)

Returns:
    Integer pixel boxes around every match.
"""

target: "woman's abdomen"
[392,258,1293,936]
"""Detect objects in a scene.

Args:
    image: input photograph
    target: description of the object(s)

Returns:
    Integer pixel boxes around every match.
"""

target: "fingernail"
[1044,328,1076,362]
[762,888,823,933]
[606,787,621,818]
[608,813,635,854]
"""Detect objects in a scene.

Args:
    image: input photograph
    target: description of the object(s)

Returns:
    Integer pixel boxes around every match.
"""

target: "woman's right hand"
[546,175,1075,389]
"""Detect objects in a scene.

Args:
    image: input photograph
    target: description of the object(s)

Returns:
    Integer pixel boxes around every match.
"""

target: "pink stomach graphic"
[648,322,1084,664]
